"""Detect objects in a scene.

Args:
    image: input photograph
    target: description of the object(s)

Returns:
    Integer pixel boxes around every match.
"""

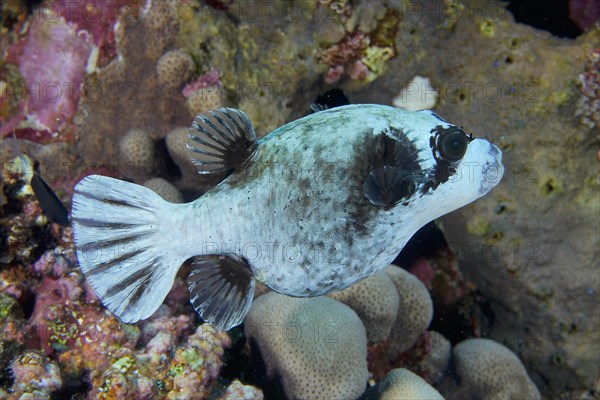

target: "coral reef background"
[0,0,598,399]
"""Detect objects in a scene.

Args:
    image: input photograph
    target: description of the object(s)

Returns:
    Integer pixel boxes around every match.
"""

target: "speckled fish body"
[179,105,499,294]
[72,104,504,331]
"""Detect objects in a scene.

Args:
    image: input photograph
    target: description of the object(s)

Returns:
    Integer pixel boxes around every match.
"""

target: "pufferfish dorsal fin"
[364,133,425,208]
[187,255,256,331]
[187,108,258,175]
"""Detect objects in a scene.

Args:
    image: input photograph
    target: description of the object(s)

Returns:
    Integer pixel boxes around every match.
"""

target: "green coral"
[0,293,22,321]
[112,354,136,374]
[180,346,204,371]
[371,9,401,48]
[479,19,495,37]
[361,46,394,82]
[467,217,491,236]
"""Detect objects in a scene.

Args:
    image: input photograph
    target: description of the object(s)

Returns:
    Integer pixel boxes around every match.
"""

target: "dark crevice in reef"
[394,222,497,345]
[155,138,182,181]
[506,0,583,38]
[50,374,91,400]
[393,222,448,267]
[23,0,44,14]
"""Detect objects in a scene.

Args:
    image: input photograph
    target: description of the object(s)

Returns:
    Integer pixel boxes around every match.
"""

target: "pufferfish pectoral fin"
[364,133,425,207]
[187,108,258,175]
[187,255,256,331]
[365,166,421,207]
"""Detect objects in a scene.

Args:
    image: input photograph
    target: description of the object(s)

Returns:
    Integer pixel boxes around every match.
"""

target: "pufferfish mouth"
[478,142,504,195]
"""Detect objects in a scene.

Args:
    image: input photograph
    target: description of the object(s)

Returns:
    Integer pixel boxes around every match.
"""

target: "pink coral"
[222,380,264,400]
[164,324,232,398]
[10,351,62,398]
[346,60,370,80]
[408,257,435,287]
[88,323,232,399]
[183,69,222,97]
[318,31,370,83]
[28,274,131,357]
[138,312,194,346]
[16,15,92,133]
[575,48,600,129]
[569,0,600,31]
[51,0,136,65]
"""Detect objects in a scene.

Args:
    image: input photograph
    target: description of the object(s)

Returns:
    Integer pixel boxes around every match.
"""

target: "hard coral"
[118,129,156,181]
[361,368,444,400]
[10,351,62,399]
[220,379,264,400]
[140,0,180,61]
[328,270,400,343]
[164,325,232,400]
[440,338,541,400]
[419,331,451,385]
[157,49,196,90]
[143,178,184,203]
[165,127,225,194]
[185,86,225,118]
[76,0,190,170]
[245,292,368,400]
[384,265,434,358]
[575,49,600,129]
[318,31,370,83]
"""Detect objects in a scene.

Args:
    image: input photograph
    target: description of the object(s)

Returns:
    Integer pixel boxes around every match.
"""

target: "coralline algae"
[9,11,92,134]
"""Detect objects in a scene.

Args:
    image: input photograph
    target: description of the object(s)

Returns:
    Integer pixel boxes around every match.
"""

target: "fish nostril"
[488,143,500,156]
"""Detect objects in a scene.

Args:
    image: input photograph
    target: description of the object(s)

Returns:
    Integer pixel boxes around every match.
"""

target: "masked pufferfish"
[72,104,504,331]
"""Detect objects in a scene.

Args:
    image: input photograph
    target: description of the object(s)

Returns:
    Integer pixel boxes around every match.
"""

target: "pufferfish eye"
[439,129,470,162]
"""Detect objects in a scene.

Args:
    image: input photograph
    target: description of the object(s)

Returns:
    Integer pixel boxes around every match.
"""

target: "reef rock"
[346,1,599,396]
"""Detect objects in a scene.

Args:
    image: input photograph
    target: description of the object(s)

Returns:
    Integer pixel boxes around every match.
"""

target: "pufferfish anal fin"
[187,108,259,175]
[187,255,256,331]
[364,133,425,208]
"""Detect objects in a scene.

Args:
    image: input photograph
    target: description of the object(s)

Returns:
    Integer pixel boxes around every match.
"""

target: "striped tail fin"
[71,175,184,323]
